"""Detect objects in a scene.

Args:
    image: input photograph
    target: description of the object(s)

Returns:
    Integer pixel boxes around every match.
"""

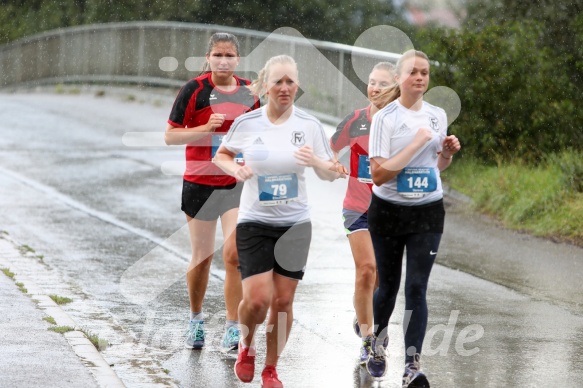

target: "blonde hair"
[396,50,429,74]
[372,61,395,74]
[371,50,430,109]
[369,62,397,110]
[247,55,298,97]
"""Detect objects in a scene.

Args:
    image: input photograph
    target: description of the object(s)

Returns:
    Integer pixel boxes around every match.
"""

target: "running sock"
[226,319,238,329]
[190,311,203,321]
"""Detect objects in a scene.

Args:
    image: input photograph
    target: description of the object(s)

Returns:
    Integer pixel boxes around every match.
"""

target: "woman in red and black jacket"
[165,32,260,352]
[330,62,396,364]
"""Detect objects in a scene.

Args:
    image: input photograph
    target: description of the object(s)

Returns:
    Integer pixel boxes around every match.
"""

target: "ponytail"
[247,66,268,96]
[371,84,400,110]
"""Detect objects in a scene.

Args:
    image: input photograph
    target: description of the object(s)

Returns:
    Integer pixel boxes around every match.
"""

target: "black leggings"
[371,231,442,363]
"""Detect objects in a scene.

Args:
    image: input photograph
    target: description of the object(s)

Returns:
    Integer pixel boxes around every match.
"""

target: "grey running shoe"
[359,335,373,365]
[402,353,430,387]
[221,326,240,352]
[184,320,204,349]
[366,336,388,378]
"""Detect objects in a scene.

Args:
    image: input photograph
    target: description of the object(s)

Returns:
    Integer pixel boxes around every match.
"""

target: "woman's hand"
[333,161,349,176]
[295,146,346,181]
[413,128,434,148]
[234,165,254,182]
[441,135,461,158]
[437,135,460,171]
[206,114,226,132]
[214,145,251,180]
[294,145,316,166]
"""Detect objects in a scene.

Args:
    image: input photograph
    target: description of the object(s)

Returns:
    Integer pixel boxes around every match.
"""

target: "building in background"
[395,0,467,28]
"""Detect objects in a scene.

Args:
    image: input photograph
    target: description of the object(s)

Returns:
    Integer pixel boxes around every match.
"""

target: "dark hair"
[199,32,240,75]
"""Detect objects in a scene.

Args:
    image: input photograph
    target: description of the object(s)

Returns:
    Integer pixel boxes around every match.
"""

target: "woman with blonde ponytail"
[214,54,346,388]
[366,50,461,387]
[330,61,397,366]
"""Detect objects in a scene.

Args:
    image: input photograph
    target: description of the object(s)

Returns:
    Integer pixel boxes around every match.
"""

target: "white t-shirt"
[369,99,448,205]
[222,106,334,225]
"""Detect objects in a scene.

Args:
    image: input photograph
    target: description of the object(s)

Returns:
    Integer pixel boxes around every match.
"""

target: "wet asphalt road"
[0,89,582,387]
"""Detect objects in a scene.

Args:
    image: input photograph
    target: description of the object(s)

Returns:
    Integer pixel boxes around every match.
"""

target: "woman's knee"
[244,293,271,316]
[188,255,212,272]
[375,280,401,305]
[405,283,427,301]
[355,261,376,287]
[222,240,238,268]
[271,294,294,313]
[223,249,238,269]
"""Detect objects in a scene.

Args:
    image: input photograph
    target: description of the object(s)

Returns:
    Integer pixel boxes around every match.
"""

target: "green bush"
[418,21,583,164]
[547,151,583,193]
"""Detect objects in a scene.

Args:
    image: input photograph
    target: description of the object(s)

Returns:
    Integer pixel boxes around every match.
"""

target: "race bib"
[357,155,372,183]
[397,167,437,198]
[211,134,243,163]
[258,174,299,206]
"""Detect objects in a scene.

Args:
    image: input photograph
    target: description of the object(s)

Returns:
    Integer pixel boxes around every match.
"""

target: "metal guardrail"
[0,21,401,119]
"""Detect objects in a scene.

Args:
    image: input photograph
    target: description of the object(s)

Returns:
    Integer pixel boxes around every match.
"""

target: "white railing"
[0,21,400,119]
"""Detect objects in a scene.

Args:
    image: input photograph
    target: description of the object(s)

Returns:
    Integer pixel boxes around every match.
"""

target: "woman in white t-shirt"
[214,55,346,388]
[365,50,461,387]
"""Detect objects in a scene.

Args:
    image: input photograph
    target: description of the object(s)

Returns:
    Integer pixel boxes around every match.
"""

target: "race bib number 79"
[258,174,299,206]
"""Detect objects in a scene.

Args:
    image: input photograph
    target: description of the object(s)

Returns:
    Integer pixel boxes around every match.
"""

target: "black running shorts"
[236,221,312,280]
[181,180,243,221]
[368,194,445,236]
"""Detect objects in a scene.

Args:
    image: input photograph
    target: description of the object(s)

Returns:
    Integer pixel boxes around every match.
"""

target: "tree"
[464,0,583,87]
[418,20,582,163]
[183,0,397,44]
[0,0,398,45]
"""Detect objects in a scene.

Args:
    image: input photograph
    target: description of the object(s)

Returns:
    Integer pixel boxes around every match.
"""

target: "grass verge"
[18,244,35,255]
[49,294,73,305]
[48,325,75,334]
[80,328,109,350]
[443,155,583,246]
[1,267,15,279]
[15,282,27,293]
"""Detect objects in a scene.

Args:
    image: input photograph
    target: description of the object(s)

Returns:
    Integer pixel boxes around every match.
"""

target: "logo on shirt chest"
[291,131,306,147]
[394,123,411,137]
[429,116,440,132]
[360,123,368,131]
[209,94,217,101]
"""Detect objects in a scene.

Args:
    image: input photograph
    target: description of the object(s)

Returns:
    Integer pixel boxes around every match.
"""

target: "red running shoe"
[261,365,283,388]
[234,345,255,383]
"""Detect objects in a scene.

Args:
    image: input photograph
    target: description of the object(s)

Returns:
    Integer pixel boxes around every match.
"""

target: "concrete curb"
[0,235,125,388]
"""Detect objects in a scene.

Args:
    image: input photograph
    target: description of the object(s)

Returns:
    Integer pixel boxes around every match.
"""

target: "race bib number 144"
[397,167,437,198]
